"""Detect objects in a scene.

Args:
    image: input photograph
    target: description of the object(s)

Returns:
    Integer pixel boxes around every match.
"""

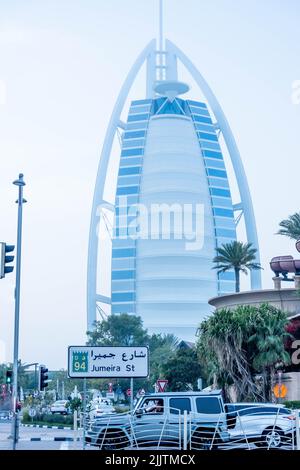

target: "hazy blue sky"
[0,0,300,368]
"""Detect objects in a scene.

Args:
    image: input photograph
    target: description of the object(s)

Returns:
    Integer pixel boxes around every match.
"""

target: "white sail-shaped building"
[87,36,261,339]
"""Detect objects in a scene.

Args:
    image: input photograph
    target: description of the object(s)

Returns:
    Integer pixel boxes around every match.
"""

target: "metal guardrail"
[77,406,300,451]
[189,408,300,450]
[81,407,183,450]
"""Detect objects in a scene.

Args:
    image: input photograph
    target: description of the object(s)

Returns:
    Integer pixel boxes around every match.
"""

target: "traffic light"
[38,365,49,391]
[0,242,15,279]
[6,370,12,385]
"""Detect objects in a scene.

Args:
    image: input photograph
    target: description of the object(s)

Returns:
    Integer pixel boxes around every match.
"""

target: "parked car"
[225,403,295,448]
[85,390,230,449]
[89,399,115,419]
[50,400,70,415]
[0,410,12,421]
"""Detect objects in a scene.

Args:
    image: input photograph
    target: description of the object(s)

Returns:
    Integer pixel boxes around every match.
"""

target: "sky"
[0,0,300,369]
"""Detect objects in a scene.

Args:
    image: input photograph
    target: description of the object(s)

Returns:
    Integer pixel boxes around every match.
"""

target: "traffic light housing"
[6,370,12,385]
[0,242,15,279]
[38,365,49,391]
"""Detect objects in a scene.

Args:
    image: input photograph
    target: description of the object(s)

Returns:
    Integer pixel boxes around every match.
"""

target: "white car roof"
[226,402,285,408]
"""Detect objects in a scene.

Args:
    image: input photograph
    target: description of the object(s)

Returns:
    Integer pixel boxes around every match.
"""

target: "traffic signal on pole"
[6,370,12,385]
[0,242,15,279]
[38,365,49,391]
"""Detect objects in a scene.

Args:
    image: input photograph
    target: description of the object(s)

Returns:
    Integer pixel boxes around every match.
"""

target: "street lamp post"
[11,173,26,450]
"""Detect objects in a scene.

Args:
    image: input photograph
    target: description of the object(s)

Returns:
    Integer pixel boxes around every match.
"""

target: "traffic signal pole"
[11,174,26,450]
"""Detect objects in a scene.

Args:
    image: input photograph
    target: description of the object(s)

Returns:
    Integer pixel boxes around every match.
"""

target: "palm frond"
[277,212,300,240]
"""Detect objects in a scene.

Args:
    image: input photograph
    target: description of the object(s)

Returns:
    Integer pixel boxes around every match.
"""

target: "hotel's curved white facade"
[111,96,237,337]
[87,39,261,337]
[136,113,217,330]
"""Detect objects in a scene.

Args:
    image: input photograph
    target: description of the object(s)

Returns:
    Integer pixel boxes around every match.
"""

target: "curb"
[28,437,78,442]
[6,437,80,442]
[21,424,71,430]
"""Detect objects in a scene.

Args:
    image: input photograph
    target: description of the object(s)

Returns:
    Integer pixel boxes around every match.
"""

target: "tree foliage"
[277,212,300,240]
[87,313,148,347]
[213,241,262,292]
[197,304,292,401]
[161,348,202,391]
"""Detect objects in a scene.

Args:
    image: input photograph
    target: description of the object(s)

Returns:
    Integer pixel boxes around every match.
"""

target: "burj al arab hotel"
[87,2,261,338]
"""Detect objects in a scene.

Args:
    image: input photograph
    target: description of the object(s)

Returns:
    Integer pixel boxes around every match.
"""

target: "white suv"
[225,403,295,448]
[86,390,229,449]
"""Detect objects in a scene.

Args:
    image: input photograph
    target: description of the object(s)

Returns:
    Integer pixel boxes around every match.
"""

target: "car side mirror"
[135,409,143,418]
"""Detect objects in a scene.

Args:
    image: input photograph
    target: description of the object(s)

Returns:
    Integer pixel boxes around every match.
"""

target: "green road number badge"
[72,351,88,373]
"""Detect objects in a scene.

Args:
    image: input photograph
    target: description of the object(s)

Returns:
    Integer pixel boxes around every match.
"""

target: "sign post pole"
[73,409,78,450]
[82,378,87,450]
[130,377,133,411]
[278,369,282,404]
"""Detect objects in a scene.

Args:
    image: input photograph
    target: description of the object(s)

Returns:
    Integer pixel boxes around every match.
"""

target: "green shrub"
[22,410,30,423]
[22,412,73,426]
[283,400,300,410]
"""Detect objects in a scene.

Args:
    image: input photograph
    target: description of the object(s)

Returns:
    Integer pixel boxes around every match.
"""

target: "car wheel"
[261,428,284,449]
[191,429,219,450]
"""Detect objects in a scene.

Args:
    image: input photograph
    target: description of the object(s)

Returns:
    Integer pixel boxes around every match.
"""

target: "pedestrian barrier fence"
[77,406,300,451]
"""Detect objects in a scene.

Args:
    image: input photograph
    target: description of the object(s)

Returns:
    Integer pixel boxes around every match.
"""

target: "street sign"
[29,408,36,418]
[273,383,287,398]
[157,379,168,392]
[126,388,131,397]
[68,346,149,378]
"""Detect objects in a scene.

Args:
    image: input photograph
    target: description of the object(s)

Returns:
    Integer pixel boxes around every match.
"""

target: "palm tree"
[197,303,291,402]
[197,305,263,401]
[277,212,300,240]
[247,304,291,401]
[213,241,262,292]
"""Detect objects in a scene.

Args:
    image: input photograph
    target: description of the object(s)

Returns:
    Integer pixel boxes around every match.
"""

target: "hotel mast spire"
[158,0,164,81]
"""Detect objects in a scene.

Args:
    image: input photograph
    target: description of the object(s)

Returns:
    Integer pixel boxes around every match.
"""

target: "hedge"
[283,401,300,410]
[22,411,73,426]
